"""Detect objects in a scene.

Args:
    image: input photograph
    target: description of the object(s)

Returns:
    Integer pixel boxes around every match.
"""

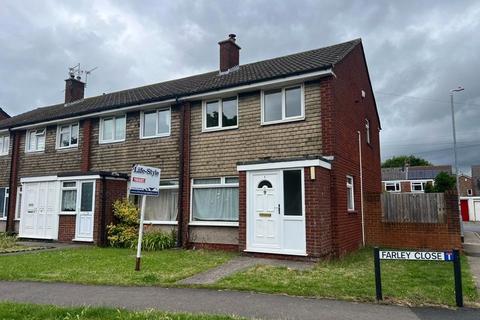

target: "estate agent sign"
[130,164,161,271]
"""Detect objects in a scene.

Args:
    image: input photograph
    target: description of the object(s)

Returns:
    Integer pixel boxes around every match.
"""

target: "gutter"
[6,69,334,131]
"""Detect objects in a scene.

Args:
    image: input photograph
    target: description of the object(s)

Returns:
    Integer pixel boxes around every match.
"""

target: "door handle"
[277,204,281,215]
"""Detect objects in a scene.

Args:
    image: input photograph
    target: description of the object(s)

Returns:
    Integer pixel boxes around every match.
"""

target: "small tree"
[107,198,139,248]
[382,155,432,168]
[425,172,456,193]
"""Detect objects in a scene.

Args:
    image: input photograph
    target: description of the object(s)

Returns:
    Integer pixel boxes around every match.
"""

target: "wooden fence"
[381,193,446,223]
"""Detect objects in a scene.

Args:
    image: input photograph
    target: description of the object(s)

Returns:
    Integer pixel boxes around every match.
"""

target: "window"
[57,123,79,149]
[61,181,77,212]
[191,177,239,224]
[283,170,303,216]
[0,187,8,219]
[347,176,354,211]
[26,128,46,152]
[203,97,238,131]
[262,85,304,124]
[15,186,22,220]
[100,115,126,143]
[468,189,473,196]
[385,182,401,192]
[141,108,171,138]
[0,134,9,155]
[365,119,371,144]
[411,181,430,193]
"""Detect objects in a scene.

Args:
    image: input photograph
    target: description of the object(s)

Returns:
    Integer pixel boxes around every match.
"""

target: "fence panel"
[381,193,446,223]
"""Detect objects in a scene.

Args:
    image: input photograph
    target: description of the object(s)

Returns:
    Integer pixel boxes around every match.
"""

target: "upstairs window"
[347,176,355,211]
[100,115,126,143]
[203,97,238,131]
[262,85,304,124]
[141,108,171,138]
[57,123,79,149]
[26,128,46,152]
[365,119,371,144]
[0,134,9,156]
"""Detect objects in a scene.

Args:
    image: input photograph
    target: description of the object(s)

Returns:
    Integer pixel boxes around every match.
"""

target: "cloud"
[1,0,479,173]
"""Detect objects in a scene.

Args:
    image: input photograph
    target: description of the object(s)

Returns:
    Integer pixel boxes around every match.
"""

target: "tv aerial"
[67,63,98,89]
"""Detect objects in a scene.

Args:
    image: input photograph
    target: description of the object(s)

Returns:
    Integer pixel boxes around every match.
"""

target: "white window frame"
[144,179,179,225]
[0,187,9,220]
[467,189,473,196]
[140,107,171,139]
[0,134,9,156]
[365,118,371,144]
[202,96,239,132]
[15,186,22,220]
[410,180,432,193]
[99,115,127,144]
[261,84,305,125]
[346,175,355,211]
[385,181,401,192]
[60,181,78,215]
[25,128,46,153]
[56,122,79,149]
[190,177,239,226]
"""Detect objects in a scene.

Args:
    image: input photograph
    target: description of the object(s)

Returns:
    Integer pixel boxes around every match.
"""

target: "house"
[381,165,452,193]
[472,165,480,196]
[0,108,10,121]
[459,174,474,197]
[0,35,381,258]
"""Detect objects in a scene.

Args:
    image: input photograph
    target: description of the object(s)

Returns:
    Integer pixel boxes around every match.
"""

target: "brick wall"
[365,191,461,250]
[459,176,473,196]
[400,181,411,193]
[89,108,180,179]
[325,43,382,256]
[58,215,76,242]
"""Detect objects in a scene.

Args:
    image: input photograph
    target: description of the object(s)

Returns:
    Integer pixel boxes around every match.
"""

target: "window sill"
[56,146,79,151]
[189,221,239,227]
[202,126,238,133]
[25,150,45,154]
[143,221,178,225]
[0,218,6,221]
[99,139,126,145]
[59,212,77,216]
[261,116,305,126]
[0,153,9,157]
[140,133,171,140]
[347,210,358,214]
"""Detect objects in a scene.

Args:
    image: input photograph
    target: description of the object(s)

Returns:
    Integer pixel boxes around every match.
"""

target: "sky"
[1,0,479,174]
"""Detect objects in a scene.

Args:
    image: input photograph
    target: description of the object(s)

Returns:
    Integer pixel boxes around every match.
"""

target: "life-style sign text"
[380,250,454,261]
[129,164,161,196]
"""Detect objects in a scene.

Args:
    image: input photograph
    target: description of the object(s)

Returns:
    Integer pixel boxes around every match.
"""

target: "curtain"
[192,187,238,221]
[144,189,178,221]
[61,190,77,211]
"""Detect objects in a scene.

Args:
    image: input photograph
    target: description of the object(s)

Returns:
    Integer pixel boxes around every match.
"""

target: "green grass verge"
[0,302,244,320]
[0,247,234,286]
[211,248,479,307]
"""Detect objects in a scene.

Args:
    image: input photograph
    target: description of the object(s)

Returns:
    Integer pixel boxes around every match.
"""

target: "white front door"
[247,169,306,255]
[474,201,480,222]
[19,181,59,239]
[75,181,95,241]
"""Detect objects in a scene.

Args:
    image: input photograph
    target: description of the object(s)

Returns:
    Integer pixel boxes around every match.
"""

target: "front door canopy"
[237,158,331,172]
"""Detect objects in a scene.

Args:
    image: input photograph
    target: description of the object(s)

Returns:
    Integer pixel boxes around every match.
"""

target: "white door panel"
[75,181,95,241]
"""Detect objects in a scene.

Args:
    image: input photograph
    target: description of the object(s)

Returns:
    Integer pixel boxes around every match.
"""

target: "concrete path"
[0,241,89,256]
[0,281,479,320]
[178,256,314,285]
[463,229,480,291]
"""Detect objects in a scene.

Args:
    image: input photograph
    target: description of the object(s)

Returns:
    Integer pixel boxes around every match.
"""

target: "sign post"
[373,247,463,307]
[129,164,161,271]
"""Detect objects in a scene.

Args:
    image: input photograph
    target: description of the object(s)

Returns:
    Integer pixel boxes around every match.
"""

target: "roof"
[382,165,453,181]
[0,108,10,119]
[0,39,361,130]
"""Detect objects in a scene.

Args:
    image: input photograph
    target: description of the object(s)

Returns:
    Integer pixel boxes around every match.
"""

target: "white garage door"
[19,181,60,240]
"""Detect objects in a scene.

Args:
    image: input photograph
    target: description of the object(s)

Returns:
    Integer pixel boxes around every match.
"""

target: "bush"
[131,230,177,251]
[107,198,139,248]
[425,172,456,193]
[0,232,17,249]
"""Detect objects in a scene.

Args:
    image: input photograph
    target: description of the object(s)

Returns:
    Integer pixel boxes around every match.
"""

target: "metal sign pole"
[374,247,382,301]
[135,195,147,271]
[453,249,463,307]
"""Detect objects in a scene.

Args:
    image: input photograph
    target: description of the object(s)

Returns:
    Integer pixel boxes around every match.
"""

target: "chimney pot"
[218,34,241,72]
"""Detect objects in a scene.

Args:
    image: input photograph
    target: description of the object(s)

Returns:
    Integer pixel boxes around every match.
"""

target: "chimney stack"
[65,73,85,104]
[218,34,241,72]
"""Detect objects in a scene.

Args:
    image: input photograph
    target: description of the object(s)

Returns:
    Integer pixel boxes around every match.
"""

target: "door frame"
[245,167,307,256]
[73,180,96,242]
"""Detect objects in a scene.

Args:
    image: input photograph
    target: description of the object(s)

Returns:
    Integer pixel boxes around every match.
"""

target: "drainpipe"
[6,129,15,234]
[100,175,107,246]
[357,131,365,246]
[176,97,184,247]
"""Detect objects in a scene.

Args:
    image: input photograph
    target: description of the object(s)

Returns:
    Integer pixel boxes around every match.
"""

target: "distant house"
[472,165,480,196]
[381,165,452,193]
[459,174,474,197]
[0,108,10,121]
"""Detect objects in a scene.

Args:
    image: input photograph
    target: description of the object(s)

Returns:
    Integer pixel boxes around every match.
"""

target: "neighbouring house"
[459,174,474,197]
[0,108,10,121]
[472,165,480,196]
[0,36,381,259]
[381,165,452,193]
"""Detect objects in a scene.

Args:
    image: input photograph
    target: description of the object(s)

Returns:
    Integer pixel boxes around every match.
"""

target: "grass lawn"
[0,247,234,286]
[0,302,244,320]
[211,248,479,307]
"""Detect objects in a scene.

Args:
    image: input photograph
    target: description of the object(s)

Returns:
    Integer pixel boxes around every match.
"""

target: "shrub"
[0,232,17,249]
[425,172,456,193]
[131,230,177,251]
[107,198,139,248]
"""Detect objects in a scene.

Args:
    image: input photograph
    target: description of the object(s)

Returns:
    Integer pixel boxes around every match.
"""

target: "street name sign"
[379,250,454,261]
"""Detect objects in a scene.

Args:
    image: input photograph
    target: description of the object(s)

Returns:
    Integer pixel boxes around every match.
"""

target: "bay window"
[262,85,304,124]
[57,123,79,149]
[141,108,171,138]
[26,128,46,152]
[191,177,239,224]
[203,97,238,131]
[100,115,126,143]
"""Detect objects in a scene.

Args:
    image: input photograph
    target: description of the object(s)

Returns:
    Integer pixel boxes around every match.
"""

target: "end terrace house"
[0,35,381,258]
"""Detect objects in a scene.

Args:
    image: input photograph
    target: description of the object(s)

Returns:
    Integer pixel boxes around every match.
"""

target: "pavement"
[178,256,314,285]
[463,223,480,291]
[1,281,480,320]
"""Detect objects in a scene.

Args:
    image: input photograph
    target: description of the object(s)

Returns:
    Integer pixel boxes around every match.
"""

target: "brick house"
[0,36,381,258]
[381,165,452,193]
